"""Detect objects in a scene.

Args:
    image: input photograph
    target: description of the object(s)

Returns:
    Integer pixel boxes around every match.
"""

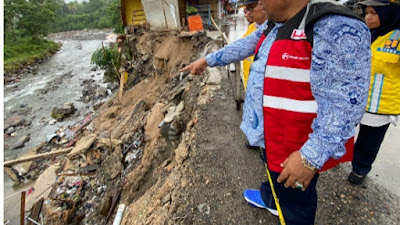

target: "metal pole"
[235,62,242,110]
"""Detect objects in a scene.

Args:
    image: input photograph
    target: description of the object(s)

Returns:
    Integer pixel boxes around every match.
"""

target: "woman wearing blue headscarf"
[349,0,400,185]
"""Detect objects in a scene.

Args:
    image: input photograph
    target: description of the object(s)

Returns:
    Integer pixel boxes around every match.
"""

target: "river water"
[3,29,112,224]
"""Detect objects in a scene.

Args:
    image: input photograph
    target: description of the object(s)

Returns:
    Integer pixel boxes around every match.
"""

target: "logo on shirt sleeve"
[378,39,400,55]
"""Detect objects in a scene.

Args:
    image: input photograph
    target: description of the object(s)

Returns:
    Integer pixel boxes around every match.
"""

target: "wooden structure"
[120,0,146,26]
[120,0,225,31]
[121,0,182,29]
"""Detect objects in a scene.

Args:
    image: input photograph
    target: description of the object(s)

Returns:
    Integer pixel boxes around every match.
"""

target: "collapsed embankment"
[7,27,225,225]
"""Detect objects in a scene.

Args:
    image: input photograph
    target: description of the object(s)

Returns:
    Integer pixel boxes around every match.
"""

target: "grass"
[4,37,61,75]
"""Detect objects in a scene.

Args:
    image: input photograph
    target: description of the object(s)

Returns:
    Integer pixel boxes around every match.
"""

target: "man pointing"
[181,0,371,223]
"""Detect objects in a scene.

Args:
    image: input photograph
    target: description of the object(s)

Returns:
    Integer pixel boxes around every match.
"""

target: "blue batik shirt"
[205,15,371,169]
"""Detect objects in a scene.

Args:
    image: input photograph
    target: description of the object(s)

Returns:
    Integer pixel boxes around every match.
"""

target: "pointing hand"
[180,58,208,75]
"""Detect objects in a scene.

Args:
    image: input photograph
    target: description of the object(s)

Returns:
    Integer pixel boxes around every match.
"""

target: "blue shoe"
[243,189,279,216]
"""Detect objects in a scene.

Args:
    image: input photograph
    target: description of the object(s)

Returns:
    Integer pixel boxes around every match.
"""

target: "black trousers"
[352,123,390,176]
[260,171,319,225]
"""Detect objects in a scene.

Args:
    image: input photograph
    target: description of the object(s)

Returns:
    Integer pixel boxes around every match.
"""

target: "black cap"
[240,0,258,7]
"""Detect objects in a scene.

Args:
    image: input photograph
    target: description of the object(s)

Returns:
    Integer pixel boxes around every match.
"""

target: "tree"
[4,0,58,41]
[16,0,58,40]
[106,0,123,33]
[4,0,21,40]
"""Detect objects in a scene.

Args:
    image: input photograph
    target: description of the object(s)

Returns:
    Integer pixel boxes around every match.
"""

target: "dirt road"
[174,66,400,225]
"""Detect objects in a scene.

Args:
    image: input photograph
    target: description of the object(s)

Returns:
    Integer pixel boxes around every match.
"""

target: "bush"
[186,6,199,16]
[91,45,120,81]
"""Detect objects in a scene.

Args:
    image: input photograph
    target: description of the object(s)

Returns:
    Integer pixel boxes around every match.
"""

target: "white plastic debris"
[112,204,126,225]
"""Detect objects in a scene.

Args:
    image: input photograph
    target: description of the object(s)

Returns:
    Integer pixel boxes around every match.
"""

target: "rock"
[160,118,183,141]
[100,153,124,180]
[198,203,210,215]
[107,83,119,91]
[5,115,25,128]
[114,146,123,160]
[51,102,76,121]
[76,42,82,50]
[49,119,57,125]
[12,135,30,149]
[175,142,189,164]
[5,127,15,135]
[97,197,112,216]
[23,119,31,126]
[12,105,32,116]
[93,101,104,110]
[95,87,107,97]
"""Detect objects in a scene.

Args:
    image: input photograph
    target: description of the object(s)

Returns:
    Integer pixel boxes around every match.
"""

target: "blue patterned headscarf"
[363,4,400,42]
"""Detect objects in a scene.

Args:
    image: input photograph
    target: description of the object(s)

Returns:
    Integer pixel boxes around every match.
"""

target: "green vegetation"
[4,0,60,74]
[4,38,60,74]
[91,45,121,82]
[4,0,123,75]
[4,0,58,41]
[186,6,199,16]
[51,0,123,33]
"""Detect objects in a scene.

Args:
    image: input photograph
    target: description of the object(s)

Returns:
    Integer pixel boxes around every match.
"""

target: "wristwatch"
[301,155,318,171]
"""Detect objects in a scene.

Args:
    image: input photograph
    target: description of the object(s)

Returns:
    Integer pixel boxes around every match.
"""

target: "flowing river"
[3,29,113,224]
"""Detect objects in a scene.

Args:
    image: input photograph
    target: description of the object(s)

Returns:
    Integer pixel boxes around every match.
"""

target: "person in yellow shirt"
[348,0,400,185]
[241,0,268,91]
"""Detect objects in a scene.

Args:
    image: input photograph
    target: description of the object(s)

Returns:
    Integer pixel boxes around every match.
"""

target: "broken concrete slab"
[96,137,123,148]
[67,134,97,159]
[25,164,59,210]
[163,101,184,123]
[206,67,222,85]
[100,153,124,180]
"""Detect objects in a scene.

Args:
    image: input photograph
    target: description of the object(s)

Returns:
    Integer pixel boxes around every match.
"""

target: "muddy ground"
[4,26,400,225]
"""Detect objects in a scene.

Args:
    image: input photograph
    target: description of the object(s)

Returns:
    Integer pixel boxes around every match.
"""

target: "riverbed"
[3,29,113,224]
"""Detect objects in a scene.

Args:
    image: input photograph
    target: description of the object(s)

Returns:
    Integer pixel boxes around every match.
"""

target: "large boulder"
[4,115,25,129]
[51,102,76,121]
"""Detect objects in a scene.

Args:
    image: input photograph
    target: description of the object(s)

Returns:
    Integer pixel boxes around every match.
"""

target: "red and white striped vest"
[256,1,359,173]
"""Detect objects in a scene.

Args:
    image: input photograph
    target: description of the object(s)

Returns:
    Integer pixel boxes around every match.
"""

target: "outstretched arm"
[181,20,268,75]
